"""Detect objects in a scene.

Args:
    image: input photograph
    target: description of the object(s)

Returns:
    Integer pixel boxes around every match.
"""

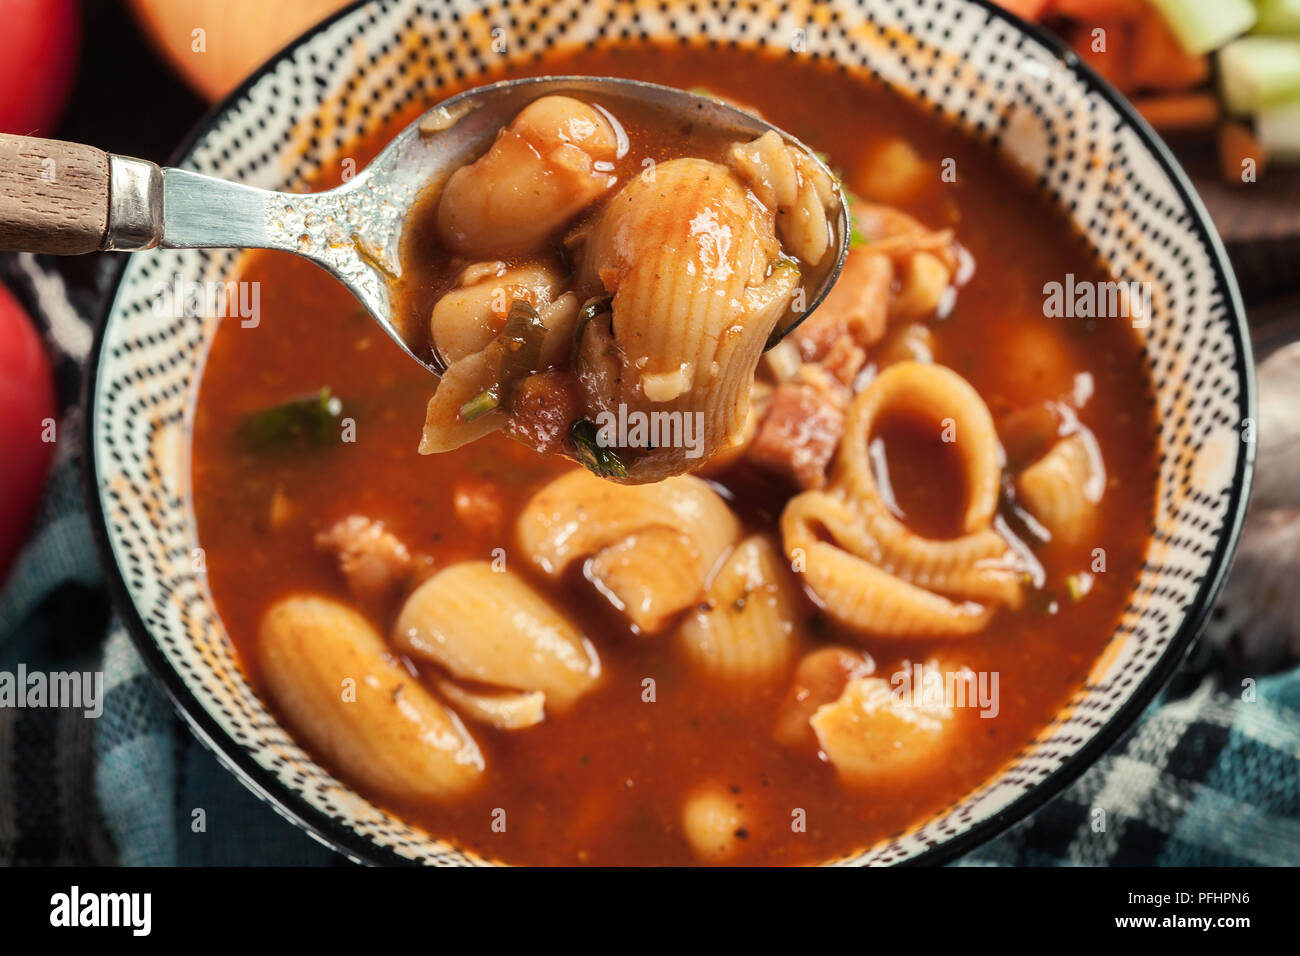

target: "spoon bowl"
[0,76,851,374]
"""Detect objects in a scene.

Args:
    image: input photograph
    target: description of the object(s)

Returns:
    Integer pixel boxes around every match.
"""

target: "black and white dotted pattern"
[88,0,1252,866]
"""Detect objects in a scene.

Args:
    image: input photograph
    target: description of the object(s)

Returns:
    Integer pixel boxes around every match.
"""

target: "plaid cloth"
[1,253,1296,867]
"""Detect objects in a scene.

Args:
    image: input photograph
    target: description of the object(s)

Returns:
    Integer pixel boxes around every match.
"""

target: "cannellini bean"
[680,784,752,863]
[891,251,952,321]
[419,288,581,456]
[997,317,1078,406]
[436,96,619,257]
[393,561,600,710]
[258,595,484,803]
[853,138,932,206]
[431,261,565,365]
[587,526,717,633]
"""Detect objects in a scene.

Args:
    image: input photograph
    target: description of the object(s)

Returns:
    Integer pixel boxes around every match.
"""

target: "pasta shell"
[778,362,1025,639]
[517,470,740,631]
[729,130,838,266]
[433,679,546,731]
[258,595,484,803]
[678,535,798,684]
[834,361,1002,534]
[1016,431,1105,546]
[587,526,716,633]
[517,469,740,584]
[576,157,796,482]
[810,672,958,787]
[773,646,876,753]
[392,562,601,711]
[785,489,1022,608]
[417,343,506,454]
[784,525,996,638]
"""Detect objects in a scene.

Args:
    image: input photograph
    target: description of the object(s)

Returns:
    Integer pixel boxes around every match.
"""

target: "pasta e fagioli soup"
[191,41,1157,866]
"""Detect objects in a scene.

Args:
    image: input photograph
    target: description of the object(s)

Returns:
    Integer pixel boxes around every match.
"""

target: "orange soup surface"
[192,43,1157,865]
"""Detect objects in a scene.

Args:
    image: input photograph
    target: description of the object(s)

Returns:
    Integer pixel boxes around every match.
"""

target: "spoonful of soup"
[0,76,849,481]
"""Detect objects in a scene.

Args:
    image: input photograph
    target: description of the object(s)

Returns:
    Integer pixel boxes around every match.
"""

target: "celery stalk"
[1219,37,1300,113]
[1255,0,1300,35]
[1257,101,1300,161]
[1147,0,1257,55]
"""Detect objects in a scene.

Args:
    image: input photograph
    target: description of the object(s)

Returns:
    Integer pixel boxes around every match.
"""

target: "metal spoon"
[0,76,849,372]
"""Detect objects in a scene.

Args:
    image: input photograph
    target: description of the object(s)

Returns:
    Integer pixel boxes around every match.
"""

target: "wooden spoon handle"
[0,133,112,255]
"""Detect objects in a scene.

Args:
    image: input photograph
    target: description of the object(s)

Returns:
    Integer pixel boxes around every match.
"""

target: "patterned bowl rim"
[81,0,1256,866]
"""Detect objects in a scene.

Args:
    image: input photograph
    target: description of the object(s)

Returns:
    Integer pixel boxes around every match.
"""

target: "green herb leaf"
[840,184,869,248]
[459,388,500,423]
[497,299,548,406]
[569,419,628,479]
[240,388,344,450]
[1065,573,1092,602]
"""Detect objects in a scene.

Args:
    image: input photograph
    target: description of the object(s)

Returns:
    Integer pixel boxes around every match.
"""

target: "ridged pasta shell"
[780,362,1027,639]
[810,672,959,787]
[834,361,1002,534]
[1016,431,1105,546]
[392,562,601,711]
[517,469,740,632]
[728,130,838,266]
[677,535,798,684]
[258,595,484,803]
[576,157,796,482]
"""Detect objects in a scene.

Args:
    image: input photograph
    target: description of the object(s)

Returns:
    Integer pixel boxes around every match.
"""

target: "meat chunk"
[791,250,891,385]
[747,368,848,490]
[503,369,580,457]
[452,478,508,535]
[314,515,412,603]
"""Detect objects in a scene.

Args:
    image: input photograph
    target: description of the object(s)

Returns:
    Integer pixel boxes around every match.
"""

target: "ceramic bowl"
[84,0,1255,865]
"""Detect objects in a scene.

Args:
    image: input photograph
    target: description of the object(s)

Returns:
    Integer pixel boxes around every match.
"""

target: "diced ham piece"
[747,368,849,490]
[452,478,507,535]
[314,515,412,603]
[505,370,580,457]
[791,250,892,385]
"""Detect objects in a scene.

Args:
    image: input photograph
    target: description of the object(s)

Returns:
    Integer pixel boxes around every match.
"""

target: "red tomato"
[0,282,57,583]
[0,0,80,136]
